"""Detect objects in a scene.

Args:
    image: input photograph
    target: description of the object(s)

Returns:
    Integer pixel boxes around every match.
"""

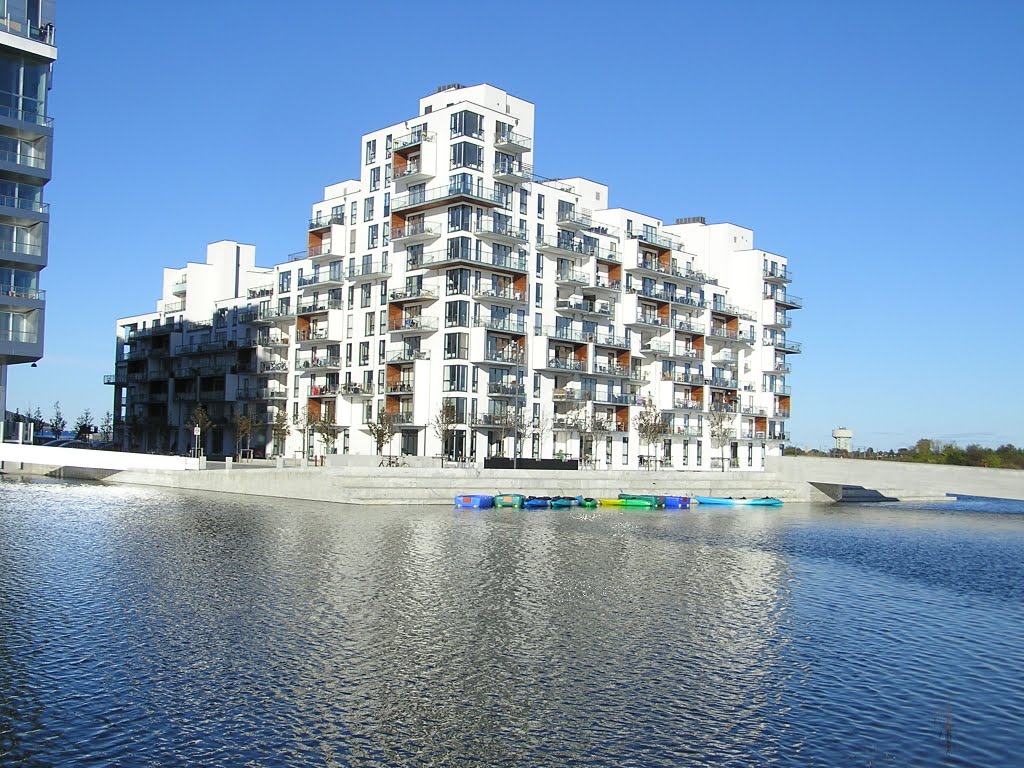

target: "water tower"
[832,427,853,452]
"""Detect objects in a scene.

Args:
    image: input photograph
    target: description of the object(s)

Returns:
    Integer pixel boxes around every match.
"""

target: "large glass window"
[447,204,473,233]
[444,332,468,359]
[450,141,483,170]
[450,110,484,139]
[443,364,468,392]
[446,268,470,295]
[445,300,469,328]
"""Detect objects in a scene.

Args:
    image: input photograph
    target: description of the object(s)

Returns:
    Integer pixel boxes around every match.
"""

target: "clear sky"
[10,0,1023,451]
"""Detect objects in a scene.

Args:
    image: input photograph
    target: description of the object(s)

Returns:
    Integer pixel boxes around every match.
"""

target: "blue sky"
[10,0,1023,451]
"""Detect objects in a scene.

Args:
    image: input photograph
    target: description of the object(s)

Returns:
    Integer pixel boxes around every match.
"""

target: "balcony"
[765,314,792,329]
[259,387,288,400]
[627,313,668,330]
[590,277,622,296]
[393,159,434,184]
[670,294,706,311]
[556,208,593,231]
[416,247,528,274]
[764,382,792,396]
[474,317,526,334]
[487,382,525,397]
[774,409,791,419]
[391,222,440,245]
[592,333,629,349]
[483,349,523,366]
[248,284,274,300]
[388,412,418,426]
[474,286,525,305]
[389,316,438,334]
[545,325,589,344]
[307,384,338,398]
[767,291,803,309]
[341,382,374,397]
[299,270,344,291]
[671,265,713,285]
[103,373,125,385]
[474,218,530,245]
[347,261,391,280]
[297,356,342,372]
[763,265,793,283]
[628,229,681,251]
[393,129,435,153]
[708,377,739,390]
[593,392,640,406]
[258,334,289,348]
[769,337,802,354]
[388,349,430,363]
[389,287,438,304]
[308,213,345,231]
[260,360,289,373]
[254,306,296,323]
[674,346,703,361]
[555,298,613,318]
[0,195,48,224]
[708,402,740,414]
[298,298,344,315]
[641,340,671,355]
[386,381,415,395]
[628,256,671,277]
[161,300,185,314]
[296,328,332,344]
[671,399,704,412]
[171,279,187,296]
[307,243,343,263]
[629,368,649,383]
[391,180,503,214]
[710,302,756,321]
[555,267,591,287]
[493,130,532,153]
[663,371,705,386]
[493,160,532,184]
[542,357,586,373]
[768,361,792,374]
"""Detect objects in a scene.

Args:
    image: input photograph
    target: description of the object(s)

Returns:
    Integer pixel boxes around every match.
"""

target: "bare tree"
[527,410,553,459]
[233,413,257,458]
[295,406,315,459]
[490,405,525,457]
[431,400,459,456]
[49,401,66,439]
[186,404,213,456]
[366,410,397,456]
[579,411,611,466]
[633,399,666,468]
[707,408,734,472]
[271,410,291,456]
[315,411,342,455]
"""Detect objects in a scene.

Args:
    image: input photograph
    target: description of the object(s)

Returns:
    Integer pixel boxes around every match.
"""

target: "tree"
[295,406,315,459]
[73,409,94,441]
[578,411,611,466]
[366,410,397,456]
[233,413,257,457]
[100,411,113,441]
[315,411,341,455]
[49,401,66,439]
[186,404,212,455]
[527,411,553,460]
[707,409,734,471]
[271,410,290,456]
[490,405,525,458]
[633,399,666,468]
[431,401,459,457]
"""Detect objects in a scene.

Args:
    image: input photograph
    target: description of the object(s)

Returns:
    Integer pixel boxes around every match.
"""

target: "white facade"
[111,84,800,469]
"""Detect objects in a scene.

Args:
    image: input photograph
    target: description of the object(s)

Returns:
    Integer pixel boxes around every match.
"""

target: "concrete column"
[225,457,233,472]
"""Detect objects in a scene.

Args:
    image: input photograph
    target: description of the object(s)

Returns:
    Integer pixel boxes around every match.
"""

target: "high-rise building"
[0,1,56,419]
[110,84,800,470]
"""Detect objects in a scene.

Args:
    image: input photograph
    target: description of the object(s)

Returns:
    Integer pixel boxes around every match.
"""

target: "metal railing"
[392,181,504,211]
[389,317,438,332]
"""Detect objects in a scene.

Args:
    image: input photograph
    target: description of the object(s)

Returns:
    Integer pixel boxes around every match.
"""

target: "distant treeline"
[786,439,1024,469]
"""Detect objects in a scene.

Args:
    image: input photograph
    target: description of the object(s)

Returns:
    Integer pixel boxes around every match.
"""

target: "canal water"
[1,478,1022,767]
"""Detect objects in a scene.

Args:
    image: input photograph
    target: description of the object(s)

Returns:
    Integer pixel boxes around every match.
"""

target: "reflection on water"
[1,478,1023,766]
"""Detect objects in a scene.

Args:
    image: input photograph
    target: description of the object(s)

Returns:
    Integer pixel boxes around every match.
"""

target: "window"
[365,139,376,164]
[360,284,371,308]
[444,332,468,359]
[345,343,352,366]
[443,364,468,392]
[378,339,386,364]
[495,183,513,209]
[450,141,483,170]
[380,281,388,304]
[330,204,344,224]
[446,268,470,295]
[379,309,387,334]
[347,286,355,310]
[384,163,391,188]
[349,229,357,254]
[535,283,543,308]
[448,204,473,232]
[363,197,375,221]
[364,312,374,336]
[519,188,528,215]
[447,236,471,261]
[385,134,392,159]
[359,341,370,366]
[382,223,390,246]
[537,194,545,217]
[450,110,484,139]
[369,167,380,191]
[445,300,469,328]
[368,225,379,249]
[383,192,390,216]
[406,243,423,269]
[350,200,358,223]
[278,271,291,292]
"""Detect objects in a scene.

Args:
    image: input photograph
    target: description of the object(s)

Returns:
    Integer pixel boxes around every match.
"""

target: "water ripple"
[1,479,1022,766]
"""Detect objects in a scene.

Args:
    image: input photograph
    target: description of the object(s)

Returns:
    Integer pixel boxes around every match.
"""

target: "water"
[1,478,1023,767]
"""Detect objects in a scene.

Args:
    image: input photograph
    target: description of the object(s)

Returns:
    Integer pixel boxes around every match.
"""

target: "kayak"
[455,494,493,509]
[580,498,599,508]
[524,496,551,509]
[694,496,783,507]
[663,496,690,509]
[619,493,665,507]
[550,495,582,509]
[494,493,525,508]
[597,498,626,507]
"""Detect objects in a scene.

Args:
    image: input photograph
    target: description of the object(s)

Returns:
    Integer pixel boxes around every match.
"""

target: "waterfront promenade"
[5,443,1024,503]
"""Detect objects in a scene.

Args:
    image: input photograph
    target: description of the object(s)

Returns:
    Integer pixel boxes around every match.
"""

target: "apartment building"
[0,1,56,419]
[110,84,800,469]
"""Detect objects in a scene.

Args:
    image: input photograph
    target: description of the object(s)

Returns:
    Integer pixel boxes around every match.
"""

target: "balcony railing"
[769,338,803,353]
[296,357,342,370]
[474,317,526,334]
[663,372,705,385]
[388,349,430,363]
[593,363,628,376]
[308,213,345,230]
[389,287,438,302]
[296,329,331,342]
[593,333,629,348]
[493,130,532,151]
[389,317,438,332]
[630,256,671,275]
[414,248,528,273]
[393,129,435,152]
[555,268,590,285]
[341,383,374,396]
[556,209,593,229]
[298,270,343,288]
[764,383,792,395]
[763,266,793,282]
[474,287,525,303]
[710,302,756,321]
[766,291,803,308]
[474,219,530,243]
[708,377,739,389]
[386,382,415,395]
[391,222,440,242]
[248,284,273,299]
[493,160,533,181]
[555,298,612,316]
[392,181,504,212]
[628,229,682,251]
[298,299,344,314]
[348,262,391,279]
[545,357,586,371]
[487,382,525,396]
[0,286,44,300]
